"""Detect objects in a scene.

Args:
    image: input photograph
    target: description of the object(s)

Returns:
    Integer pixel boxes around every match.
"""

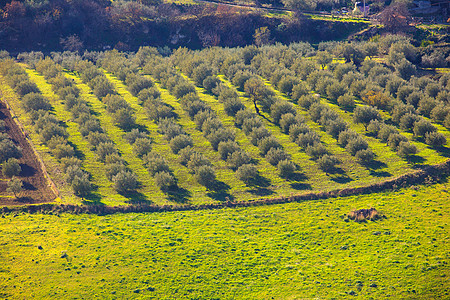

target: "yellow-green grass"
[102,70,215,205]
[178,72,306,196]
[23,65,127,206]
[0,74,72,203]
[1,181,448,299]
[351,98,450,165]
[147,75,271,202]
[64,71,165,204]
[218,75,343,191]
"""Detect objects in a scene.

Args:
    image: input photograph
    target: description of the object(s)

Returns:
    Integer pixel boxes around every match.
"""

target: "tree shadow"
[245,174,271,188]
[406,154,426,166]
[82,192,103,204]
[205,180,233,201]
[290,182,312,190]
[433,145,450,157]
[248,187,274,196]
[362,159,387,170]
[20,163,36,177]
[21,180,36,191]
[286,171,308,182]
[369,169,392,177]
[124,190,151,204]
[330,174,353,184]
[166,186,191,203]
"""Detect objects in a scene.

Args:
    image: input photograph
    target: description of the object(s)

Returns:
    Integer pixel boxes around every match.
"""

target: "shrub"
[144,152,170,176]
[22,93,51,111]
[235,109,253,127]
[113,171,138,194]
[236,164,258,185]
[201,117,222,136]
[218,141,239,160]
[207,128,235,150]
[227,150,251,170]
[155,171,177,191]
[289,123,310,142]
[187,152,211,171]
[413,119,436,137]
[195,165,216,187]
[71,174,92,197]
[296,132,320,148]
[123,129,147,144]
[79,119,103,137]
[265,148,290,166]
[91,76,115,99]
[7,177,22,198]
[338,130,359,147]
[317,154,339,174]
[105,163,128,181]
[15,81,39,96]
[173,82,196,99]
[87,132,109,148]
[53,143,75,160]
[170,134,193,154]
[65,165,85,184]
[270,101,295,125]
[202,76,220,93]
[291,82,309,102]
[399,113,419,132]
[397,141,417,157]
[178,146,195,166]
[132,138,152,157]
[0,139,22,162]
[353,106,381,130]
[242,117,263,135]
[425,132,446,147]
[337,94,355,111]
[346,138,368,156]
[326,82,347,102]
[2,158,21,178]
[367,120,383,136]
[250,127,271,146]
[112,108,136,130]
[395,59,417,80]
[378,125,398,142]
[431,105,450,123]
[325,120,348,138]
[60,157,82,172]
[223,98,245,117]
[159,119,183,141]
[298,94,319,110]
[277,159,296,178]
[388,134,408,150]
[355,149,375,162]
[279,113,298,134]
[258,136,281,156]
[96,142,118,162]
[306,143,328,160]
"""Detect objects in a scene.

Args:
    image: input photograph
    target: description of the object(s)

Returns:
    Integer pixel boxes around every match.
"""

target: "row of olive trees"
[0,58,94,197]
[36,57,138,195]
[98,51,182,192]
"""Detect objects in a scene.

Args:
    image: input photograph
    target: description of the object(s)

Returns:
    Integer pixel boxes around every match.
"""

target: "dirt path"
[0,100,57,205]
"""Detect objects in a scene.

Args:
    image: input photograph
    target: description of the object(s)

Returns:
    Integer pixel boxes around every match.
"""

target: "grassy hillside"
[1,181,448,299]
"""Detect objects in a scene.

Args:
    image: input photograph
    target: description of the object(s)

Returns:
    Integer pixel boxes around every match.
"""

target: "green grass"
[23,66,126,206]
[1,181,448,299]
[64,72,164,204]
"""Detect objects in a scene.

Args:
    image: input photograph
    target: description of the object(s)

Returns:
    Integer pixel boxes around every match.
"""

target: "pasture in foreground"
[1,181,448,299]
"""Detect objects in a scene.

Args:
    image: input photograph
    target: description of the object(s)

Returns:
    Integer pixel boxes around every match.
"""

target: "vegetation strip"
[3,159,449,215]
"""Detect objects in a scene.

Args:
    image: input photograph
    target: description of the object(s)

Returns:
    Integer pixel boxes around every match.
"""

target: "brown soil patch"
[0,101,57,205]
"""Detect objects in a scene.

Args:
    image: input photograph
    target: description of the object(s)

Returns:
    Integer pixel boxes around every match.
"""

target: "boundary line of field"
[2,159,449,215]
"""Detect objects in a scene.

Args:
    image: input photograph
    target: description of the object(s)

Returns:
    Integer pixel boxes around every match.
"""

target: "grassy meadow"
[1,181,449,299]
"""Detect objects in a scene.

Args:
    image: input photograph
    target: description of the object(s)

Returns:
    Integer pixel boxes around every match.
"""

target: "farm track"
[23,66,126,205]
[0,77,57,205]
[64,72,164,204]
[101,71,215,205]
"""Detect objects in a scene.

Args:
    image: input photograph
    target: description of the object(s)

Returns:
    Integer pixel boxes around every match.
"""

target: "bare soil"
[0,101,57,205]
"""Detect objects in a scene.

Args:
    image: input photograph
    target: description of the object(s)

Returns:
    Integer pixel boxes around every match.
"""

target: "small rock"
[348,290,356,295]
[370,283,377,288]
[147,287,155,291]
[60,252,68,259]
[372,231,381,235]
[133,289,140,293]
[340,245,348,250]
[37,245,43,250]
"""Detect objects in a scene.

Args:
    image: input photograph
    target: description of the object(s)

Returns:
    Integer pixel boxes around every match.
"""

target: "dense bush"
[2,158,21,178]
[154,171,177,191]
[170,134,193,154]
[236,164,258,185]
[195,165,216,187]
[112,171,138,194]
